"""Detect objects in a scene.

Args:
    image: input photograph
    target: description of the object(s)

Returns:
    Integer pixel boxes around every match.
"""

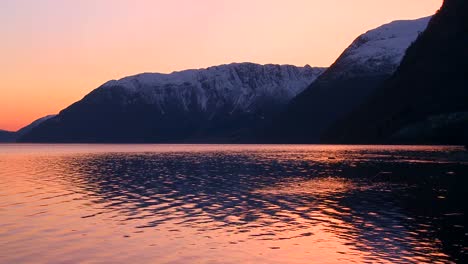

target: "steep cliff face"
[20,63,325,143]
[265,17,431,143]
[324,0,468,144]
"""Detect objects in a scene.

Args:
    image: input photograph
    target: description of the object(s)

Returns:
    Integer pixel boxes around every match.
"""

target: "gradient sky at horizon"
[1,0,442,131]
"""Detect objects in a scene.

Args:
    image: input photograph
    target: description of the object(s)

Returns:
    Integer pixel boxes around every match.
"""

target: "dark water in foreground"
[0,144,467,263]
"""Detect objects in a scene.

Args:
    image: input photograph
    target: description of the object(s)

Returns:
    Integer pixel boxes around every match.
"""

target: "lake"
[0,144,467,263]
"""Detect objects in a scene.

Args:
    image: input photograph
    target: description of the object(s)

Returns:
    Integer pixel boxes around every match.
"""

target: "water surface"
[0,144,467,263]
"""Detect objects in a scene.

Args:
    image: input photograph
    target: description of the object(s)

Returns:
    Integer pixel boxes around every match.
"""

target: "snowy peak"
[97,63,326,113]
[103,63,324,94]
[264,16,434,144]
[19,63,326,143]
[329,16,432,78]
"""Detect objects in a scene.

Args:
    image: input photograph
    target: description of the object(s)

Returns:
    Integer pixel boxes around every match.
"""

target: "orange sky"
[0,0,442,131]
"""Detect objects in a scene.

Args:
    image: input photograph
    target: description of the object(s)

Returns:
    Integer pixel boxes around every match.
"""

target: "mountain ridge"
[323,0,467,144]
[262,16,431,143]
[0,115,56,142]
[19,63,325,143]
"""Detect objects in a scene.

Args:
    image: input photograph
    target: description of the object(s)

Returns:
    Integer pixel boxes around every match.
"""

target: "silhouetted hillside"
[263,17,430,143]
[324,0,467,145]
[0,130,16,142]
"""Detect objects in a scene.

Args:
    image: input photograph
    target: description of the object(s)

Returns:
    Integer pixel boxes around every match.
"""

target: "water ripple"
[0,144,466,263]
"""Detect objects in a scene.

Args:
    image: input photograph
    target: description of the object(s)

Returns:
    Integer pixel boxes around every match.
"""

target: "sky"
[1,0,442,131]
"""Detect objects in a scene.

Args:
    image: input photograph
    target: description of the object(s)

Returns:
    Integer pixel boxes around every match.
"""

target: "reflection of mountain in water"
[47,147,468,263]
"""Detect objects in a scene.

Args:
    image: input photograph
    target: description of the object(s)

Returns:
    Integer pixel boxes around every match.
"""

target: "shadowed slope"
[324,0,467,144]
[264,17,430,143]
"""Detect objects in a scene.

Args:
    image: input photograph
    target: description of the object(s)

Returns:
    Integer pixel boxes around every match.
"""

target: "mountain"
[0,115,56,142]
[17,115,56,136]
[0,130,16,143]
[323,0,467,145]
[19,63,325,143]
[263,17,431,143]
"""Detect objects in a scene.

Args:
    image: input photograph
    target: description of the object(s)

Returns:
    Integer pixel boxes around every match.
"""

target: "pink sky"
[0,0,442,131]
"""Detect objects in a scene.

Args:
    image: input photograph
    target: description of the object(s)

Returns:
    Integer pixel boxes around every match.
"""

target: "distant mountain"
[0,115,55,143]
[17,115,56,136]
[0,130,16,143]
[324,0,467,145]
[19,63,325,143]
[263,17,431,143]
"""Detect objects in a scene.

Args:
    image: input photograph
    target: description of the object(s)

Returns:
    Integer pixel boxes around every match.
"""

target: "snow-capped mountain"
[18,16,432,144]
[20,63,325,143]
[324,0,468,144]
[266,17,432,143]
[99,63,324,113]
[330,17,431,78]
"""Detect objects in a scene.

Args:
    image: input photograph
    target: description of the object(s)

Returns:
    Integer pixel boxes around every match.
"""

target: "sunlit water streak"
[0,144,467,263]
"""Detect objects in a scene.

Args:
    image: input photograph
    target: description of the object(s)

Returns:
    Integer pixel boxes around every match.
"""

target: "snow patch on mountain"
[99,63,325,113]
[330,16,431,78]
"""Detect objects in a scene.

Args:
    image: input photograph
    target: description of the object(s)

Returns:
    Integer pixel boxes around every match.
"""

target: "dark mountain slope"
[323,0,468,144]
[263,17,430,143]
[0,115,55,143]
[16,115,56,137]
[0,130,16,142]
[19,63,325,143]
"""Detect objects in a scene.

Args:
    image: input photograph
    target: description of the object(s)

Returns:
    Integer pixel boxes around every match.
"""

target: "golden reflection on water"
[0,144,466,263]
